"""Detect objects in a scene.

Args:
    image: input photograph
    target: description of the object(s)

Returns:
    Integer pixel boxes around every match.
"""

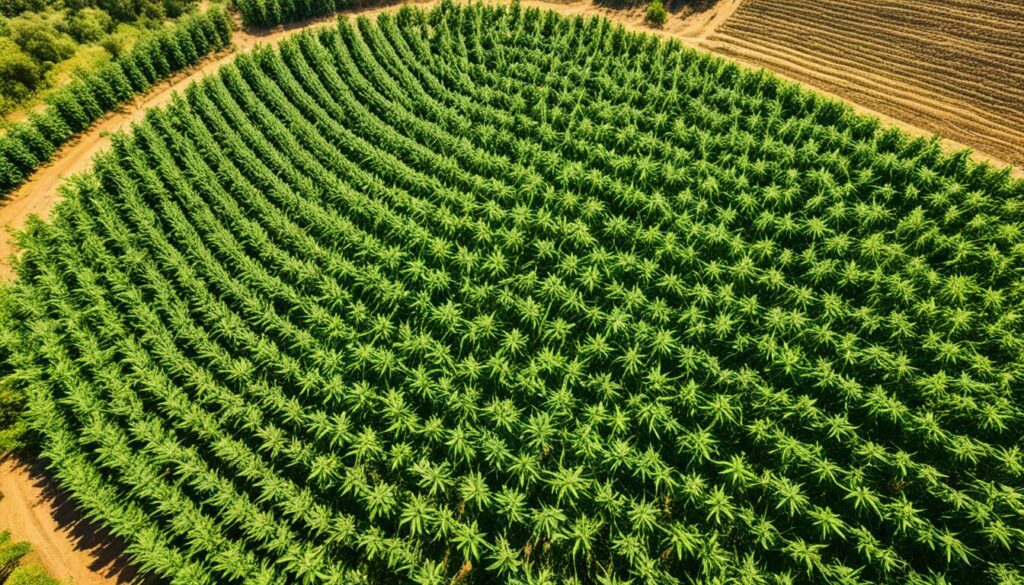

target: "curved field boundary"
[705,0,1024,168]
[0,1,1020,583]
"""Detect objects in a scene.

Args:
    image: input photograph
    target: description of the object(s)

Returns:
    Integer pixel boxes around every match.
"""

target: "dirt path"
[0,457,148,584]
[679,0,743,38]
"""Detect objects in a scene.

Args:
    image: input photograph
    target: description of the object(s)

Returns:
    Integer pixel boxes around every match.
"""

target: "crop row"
[234,0,350,27]
[0,7,233,197]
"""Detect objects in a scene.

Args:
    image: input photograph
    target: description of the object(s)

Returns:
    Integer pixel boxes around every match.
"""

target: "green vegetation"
[1,2,1023,584]
[0,382,26,454]
[234,0,349,27]
[0,532,61,585]
[0,7,232,196]
[644,0,667,28]
[4,566,61,585]
[0,0,203,116]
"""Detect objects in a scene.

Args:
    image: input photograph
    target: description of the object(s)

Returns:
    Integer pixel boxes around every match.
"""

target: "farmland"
[0,2,1023,585]
[704,0,1024,168]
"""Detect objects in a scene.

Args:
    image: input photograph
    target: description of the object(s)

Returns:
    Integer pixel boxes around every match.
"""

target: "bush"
[162,0,191,18]
[0,37,42,105]
[0,534,31,581]
[0,532,58,585]
[0,0,47,18]
[99,29,132,57]
[6,12,77,66]
[6,563,62,585]
[66,7,115,43]
[645,0,667,28]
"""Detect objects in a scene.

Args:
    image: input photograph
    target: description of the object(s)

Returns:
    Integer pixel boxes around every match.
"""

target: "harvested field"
[704,0,1024,167]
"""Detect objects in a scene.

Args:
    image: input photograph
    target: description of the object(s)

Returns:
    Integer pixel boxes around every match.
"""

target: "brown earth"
[0,457,152,584]
[0,1,1022,583]
[705,0,1024,169]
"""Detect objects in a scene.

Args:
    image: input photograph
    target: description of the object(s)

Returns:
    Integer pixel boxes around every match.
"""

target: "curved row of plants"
[234,0,351,27]
[1,3,1022,584]
[0,7,232,198]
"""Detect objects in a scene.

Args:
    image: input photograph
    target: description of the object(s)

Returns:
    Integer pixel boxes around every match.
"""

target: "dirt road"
[0,457,148,584]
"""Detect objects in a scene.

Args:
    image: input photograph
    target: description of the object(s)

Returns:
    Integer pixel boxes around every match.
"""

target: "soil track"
[706,0,1024,168]
[0,457,151,584]
[0,1,1021,582]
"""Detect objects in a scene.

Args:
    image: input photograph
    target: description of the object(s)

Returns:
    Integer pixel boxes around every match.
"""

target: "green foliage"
[0,532,60,585]
[0,533,31,581]
[0,37,42,106]
[98,27,131,57]
[0,0,200,114]
[0,0,47,18]
[234,0,349,27]
[644,0,667,28]
[65,7,114,43]
[4,12,77,65]
[0,6,232,195]
[5,564,62,585]
[1,4,1023,585]
[89,0,197,22]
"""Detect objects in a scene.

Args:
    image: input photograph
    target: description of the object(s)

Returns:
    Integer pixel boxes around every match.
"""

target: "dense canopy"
[1,3,1023,584]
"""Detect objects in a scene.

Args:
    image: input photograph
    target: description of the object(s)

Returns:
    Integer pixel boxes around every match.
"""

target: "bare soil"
[706,0,1024,169]
[0,456,153,584]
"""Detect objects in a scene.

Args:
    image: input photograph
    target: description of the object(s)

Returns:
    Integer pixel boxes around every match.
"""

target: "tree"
[5,12,76,65]
[0,37,41,108]
[66,7,114,43]
[0,0,47,17]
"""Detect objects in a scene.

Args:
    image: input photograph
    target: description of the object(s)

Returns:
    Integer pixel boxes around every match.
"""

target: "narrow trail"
[0,1,1021,582]
[680,0,743,39]
[0,458,150,584]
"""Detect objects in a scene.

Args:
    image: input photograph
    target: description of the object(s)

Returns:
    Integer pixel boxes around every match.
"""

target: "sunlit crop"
[1,3,1022,584]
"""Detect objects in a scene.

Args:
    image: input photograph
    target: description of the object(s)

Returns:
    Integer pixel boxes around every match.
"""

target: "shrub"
[0,38,42,105]
[6,564,61,585]
[6,13,77,66]
[65,7,115,43]
[645,0,667,27]
[0,534,31,581]
[0,0,47,18]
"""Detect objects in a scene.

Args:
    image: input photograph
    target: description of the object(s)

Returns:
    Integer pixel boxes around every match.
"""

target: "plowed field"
[705,0,1024,167]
